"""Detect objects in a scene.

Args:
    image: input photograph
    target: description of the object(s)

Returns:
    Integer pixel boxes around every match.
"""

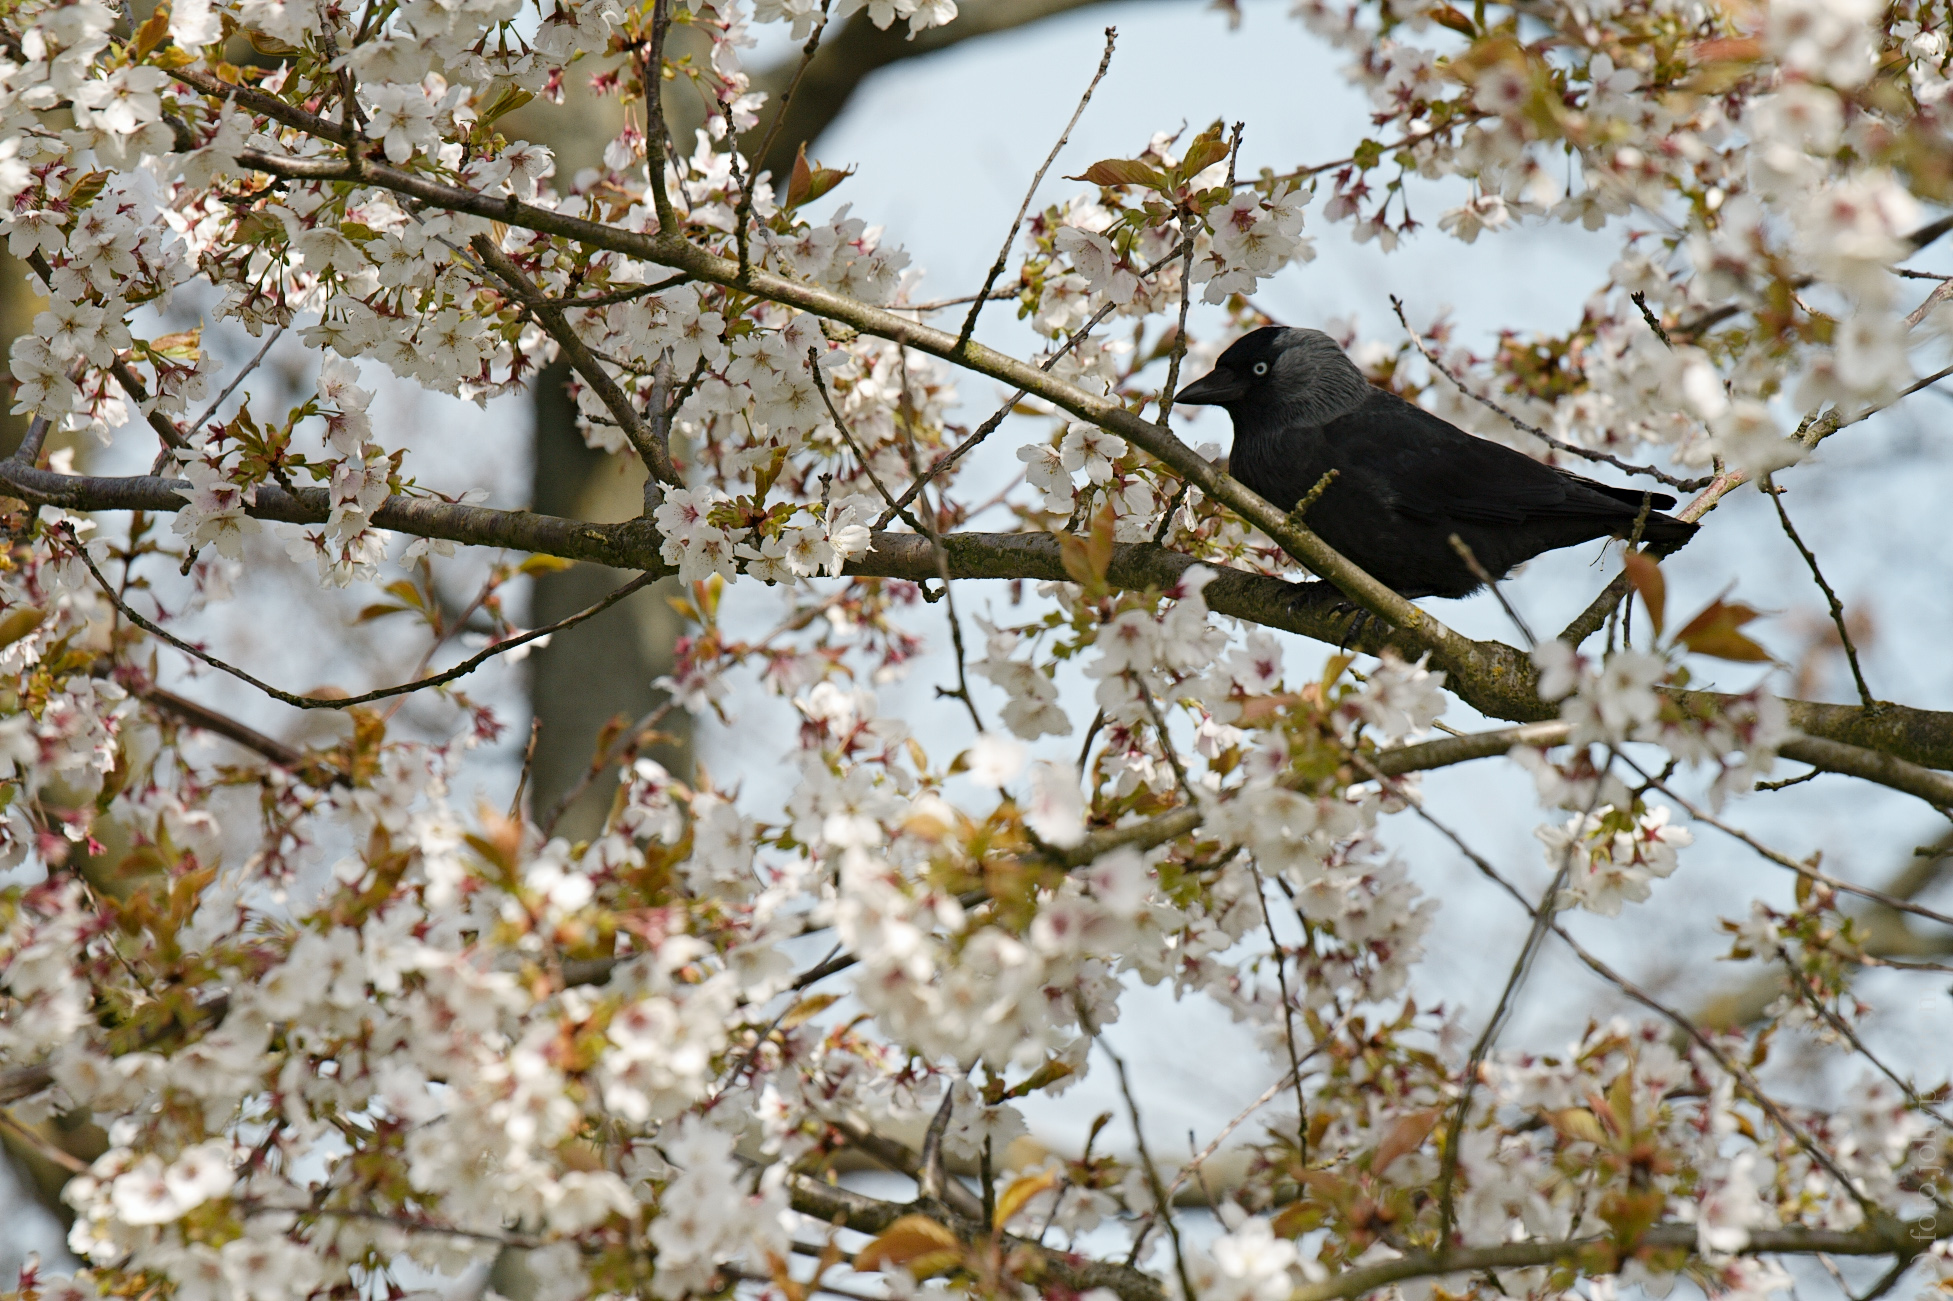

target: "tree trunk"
[524,360,692,841]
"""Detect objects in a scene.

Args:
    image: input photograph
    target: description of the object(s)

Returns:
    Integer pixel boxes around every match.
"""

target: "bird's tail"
[1637,512,1699,557]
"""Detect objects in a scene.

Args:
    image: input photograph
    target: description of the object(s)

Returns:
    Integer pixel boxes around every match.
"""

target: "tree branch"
[470,235,681,488]
[11,459,1953,770]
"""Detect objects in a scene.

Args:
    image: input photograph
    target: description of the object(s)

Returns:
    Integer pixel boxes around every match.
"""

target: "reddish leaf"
[1688,35,1764,62]
[1058,501,1117,593]
[786,142,853,209]
[1675,598,1773,662]
[1430,4,1475,34]
[1622,551,1665,638]
[1373,1108,1441,1175]
[1065,159,1167,190]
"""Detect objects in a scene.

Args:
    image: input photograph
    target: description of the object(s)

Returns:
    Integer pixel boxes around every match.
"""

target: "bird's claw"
[1285,582,1390,650]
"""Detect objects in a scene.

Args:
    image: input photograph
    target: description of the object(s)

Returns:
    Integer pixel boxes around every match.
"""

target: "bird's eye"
[1251,361,1270,376]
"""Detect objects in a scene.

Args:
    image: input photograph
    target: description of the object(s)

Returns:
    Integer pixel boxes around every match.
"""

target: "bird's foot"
[1285,582,1390,650]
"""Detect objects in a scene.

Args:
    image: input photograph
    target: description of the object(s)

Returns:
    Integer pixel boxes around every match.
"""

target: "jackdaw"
[1176,326,1698,599]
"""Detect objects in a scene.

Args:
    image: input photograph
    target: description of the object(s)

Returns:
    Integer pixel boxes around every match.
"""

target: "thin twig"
[1903,278,1953,330]
[807,347,923,531]
[1156,1031,1339,1206]
[1154,215,1200,417]
[1756,768,1823,793]
[1137,682,1197,805]
[545,274,690,309]
[509,717,542,818]
[1081,1003,1198,1301]
[917,1085,958,1203]
[748,0,834,182]
[142,684,347,784]
[1775,945,1953,1132]
[1764,475,1875,710]
[640,0,677,233]
[472,235,681,488]
[1399,781,1890,1223]
[538,699,676,837]
[1448,533,1535,647]
[1629,291,1673,348]
[185,325,286,444]
[705,956,840,1109]
[900,288,1024,312]
[894,358,984,731]
[1248,859,1312,1157]
[1389,295,1711,493]
[68,528,654,711]
[956,28,1117,354]
[1433,846,1572,1245]
[1619,759,1953,929]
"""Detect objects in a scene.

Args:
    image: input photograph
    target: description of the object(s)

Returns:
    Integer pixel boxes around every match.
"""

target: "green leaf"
[478,85,534,128]
[0,606,47,651]
[133,4,173,55]
[1175,121,1230,181]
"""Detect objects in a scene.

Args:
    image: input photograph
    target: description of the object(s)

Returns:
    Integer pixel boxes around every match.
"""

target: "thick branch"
[746,0,1165,181]
[787,1165,1943,1301]
[470,235,681,488]
[784,1173,1170,1301]
[1288,1217,1945,1301]
[9,460,1953,771]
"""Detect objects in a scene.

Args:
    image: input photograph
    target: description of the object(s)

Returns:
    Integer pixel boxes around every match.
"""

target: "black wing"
[1320,392,1673,524]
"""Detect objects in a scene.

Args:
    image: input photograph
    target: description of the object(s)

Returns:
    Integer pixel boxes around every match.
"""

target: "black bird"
[1175,326,1698,600]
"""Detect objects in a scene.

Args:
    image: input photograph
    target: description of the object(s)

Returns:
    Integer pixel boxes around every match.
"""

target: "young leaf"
[0,606,47,651]
[854,1215,961,1275]
[1545,1107,1610,1148]
[1058,501,1117,595]
[779,992,842,1028]
[1175,122,1231,182]
[1622,551,1665,638]
[478,85,534,128]
[1372,1108,1440,1175]
[1675,599,1773,662]
[1003,1059,1074,1098]
[134,5,173,55]
[786,143,855,209]
[992,1170,1058,1230]
[1065,159,1167,191]
[516,554,575,577]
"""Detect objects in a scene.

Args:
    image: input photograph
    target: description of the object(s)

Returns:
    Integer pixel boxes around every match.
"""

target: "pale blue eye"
[1251,361,1269,376]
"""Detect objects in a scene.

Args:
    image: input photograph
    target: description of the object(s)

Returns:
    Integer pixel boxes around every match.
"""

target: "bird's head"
[1176,326,1374,429]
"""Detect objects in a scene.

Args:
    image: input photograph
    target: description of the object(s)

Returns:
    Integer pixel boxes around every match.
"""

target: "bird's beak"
[1175,369,1240,406]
